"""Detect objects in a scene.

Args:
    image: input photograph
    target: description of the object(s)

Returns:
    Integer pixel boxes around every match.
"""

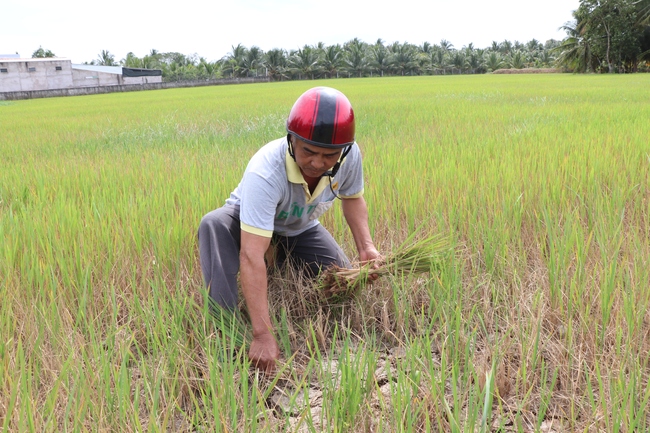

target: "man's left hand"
[359,246,383,281]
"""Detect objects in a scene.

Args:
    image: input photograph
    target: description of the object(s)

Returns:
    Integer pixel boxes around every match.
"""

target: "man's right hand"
[248,331,280,374]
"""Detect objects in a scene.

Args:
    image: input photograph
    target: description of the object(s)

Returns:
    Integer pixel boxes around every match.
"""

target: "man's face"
[292,137,342,180]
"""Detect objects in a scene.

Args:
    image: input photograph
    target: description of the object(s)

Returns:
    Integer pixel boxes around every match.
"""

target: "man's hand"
[359,246,381,263]
[249,331,280,374]
[239,231,279,373]
[360,246,383,281]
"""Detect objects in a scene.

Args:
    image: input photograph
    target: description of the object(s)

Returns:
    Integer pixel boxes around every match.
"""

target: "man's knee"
[199,207,238,239]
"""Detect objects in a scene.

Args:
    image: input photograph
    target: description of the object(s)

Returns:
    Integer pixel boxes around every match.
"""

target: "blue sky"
[2,0,579,63]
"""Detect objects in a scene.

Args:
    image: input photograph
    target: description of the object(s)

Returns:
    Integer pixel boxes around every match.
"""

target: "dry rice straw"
[318,232,452,297]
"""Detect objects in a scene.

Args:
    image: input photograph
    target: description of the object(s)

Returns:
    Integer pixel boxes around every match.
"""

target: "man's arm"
[341,196,381,263]
[240,230,280,372]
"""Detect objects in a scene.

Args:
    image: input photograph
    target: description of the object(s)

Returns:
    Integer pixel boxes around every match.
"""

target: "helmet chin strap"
[322,145,352,178]
[287,134,296,161]
[324,144,352,201]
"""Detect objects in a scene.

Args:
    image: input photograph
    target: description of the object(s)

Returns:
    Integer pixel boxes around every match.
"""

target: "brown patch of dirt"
[492,68,563,74]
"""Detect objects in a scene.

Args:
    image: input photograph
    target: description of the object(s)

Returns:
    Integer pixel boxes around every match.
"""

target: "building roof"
[0,54,21,59]
[71,64,122,75]
[0,57,71,62]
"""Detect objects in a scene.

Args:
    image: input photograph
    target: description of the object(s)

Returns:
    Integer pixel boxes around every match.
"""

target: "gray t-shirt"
[225,137,364,237]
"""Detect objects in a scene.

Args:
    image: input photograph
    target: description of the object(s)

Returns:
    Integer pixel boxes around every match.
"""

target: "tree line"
[84,39,563,82]
[556,0,650,72]
[32,0,650,81]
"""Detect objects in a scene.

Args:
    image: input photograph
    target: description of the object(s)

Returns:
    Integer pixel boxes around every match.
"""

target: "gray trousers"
[198,205,350,309]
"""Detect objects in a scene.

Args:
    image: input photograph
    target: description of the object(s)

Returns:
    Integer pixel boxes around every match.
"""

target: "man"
[198,86,380,372]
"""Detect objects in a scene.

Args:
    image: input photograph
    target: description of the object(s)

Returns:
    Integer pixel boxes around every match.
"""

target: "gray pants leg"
[274,225,350,276]
[198,205,241,309]
[198,205,350,309]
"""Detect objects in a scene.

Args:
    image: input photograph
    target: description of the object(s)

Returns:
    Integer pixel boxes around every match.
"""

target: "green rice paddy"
[1,74,649,431]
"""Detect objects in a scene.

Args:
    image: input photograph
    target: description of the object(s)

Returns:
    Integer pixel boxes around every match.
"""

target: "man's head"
[290,136,343,180]
[286,87,355,178]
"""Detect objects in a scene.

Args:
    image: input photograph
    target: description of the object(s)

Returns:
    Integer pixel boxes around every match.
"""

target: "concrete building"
[0,57,162,93]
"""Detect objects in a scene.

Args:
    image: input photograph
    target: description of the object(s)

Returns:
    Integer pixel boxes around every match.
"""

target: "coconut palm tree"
[485,52,504,72]
[506,50,526,69]
[389,42,419,76]
[534,50,555,68]
[419,42,433,55]
[554,16,594,72]
[369,45,390,77]
[466,49,485,73]
[264,48,287,81]
[199,58,220,80]
[288,46,319,79]
[638,0,650,25]
[430,47,449,74]
[121,52,143,68]
[343,43,368,77]
[241,46,263,77]
[439,39,454,53]
[319,45,344,78]
[96,50,117,66]
[223,44,247,77]
[499,40,513,55]
[450,51,467,74]
[526,39,542,53]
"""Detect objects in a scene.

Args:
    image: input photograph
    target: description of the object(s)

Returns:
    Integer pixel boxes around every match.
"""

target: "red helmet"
[286,87,355,148]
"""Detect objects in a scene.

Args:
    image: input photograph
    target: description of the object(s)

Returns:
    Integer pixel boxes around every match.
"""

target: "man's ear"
[287,134,296,160]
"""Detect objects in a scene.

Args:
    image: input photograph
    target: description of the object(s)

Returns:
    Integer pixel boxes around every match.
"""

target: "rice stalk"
[318,233,452,297]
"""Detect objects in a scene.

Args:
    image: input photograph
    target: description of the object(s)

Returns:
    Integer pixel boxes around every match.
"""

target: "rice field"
[1,74,650,432]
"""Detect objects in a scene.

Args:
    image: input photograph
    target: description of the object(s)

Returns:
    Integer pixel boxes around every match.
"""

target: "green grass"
[1,74,650,431]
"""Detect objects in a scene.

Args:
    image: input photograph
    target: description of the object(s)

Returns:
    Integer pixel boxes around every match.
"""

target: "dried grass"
[317,233,453,298]
[491,68,562,74]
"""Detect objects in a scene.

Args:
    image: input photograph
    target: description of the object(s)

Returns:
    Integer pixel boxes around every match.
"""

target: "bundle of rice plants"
[318,232,452,298]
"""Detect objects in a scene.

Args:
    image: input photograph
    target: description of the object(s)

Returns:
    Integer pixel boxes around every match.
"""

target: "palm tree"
[223,44,247,77]
[554,16,594,72]
[199,58,220,80]
[500,40,513,55]
[389,42,418,76]
[97,50,117,66]
[638,1,650,63]
[526,39,542,53]
[319,45,343,78]
[344,38,366,54]
[419,42,433,55]
[241,46,263,77]
[534,50,555,68]
[264,48,287,81]
[638,0,650,25]
[431,47,449,74]
[506,50,526,69]
[369,45,390,77]
[439,39,454,53]
[122,52,143,68]
[343,43,368,77]
[450,51,467,74]
[416,42,434,74]
[485,52,504,72]
[288,46,319,79]
[466,49,485,74]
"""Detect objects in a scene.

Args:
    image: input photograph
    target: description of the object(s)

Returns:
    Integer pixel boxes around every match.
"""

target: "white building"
[0,57,162,93]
